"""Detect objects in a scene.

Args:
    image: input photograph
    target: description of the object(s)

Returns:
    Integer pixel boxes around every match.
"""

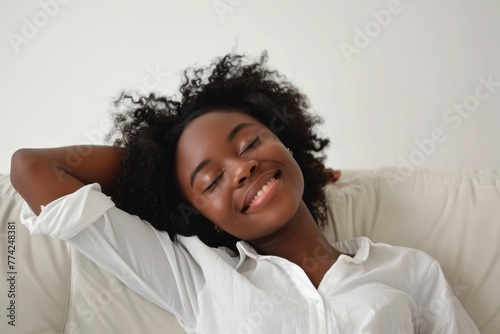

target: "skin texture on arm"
[10,145,123,215]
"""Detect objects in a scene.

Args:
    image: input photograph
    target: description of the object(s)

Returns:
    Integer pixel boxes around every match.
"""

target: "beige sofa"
[1,168,499,333]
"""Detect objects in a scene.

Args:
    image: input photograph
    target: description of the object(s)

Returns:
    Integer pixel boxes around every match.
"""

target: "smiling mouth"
[241,171,281,213]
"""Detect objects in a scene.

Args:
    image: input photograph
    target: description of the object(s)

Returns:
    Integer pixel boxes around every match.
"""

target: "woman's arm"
[14,147,201,331]
[10,145,123,215]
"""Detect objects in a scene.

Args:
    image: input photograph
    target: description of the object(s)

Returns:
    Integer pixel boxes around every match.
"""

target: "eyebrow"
[189,122,255,187]
[190,159,210,187]
[227,122,254,142]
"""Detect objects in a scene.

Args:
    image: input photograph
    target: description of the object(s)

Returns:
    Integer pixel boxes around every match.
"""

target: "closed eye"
[240,136,261,155]
[203,136,260,193]
[204,171,224,193]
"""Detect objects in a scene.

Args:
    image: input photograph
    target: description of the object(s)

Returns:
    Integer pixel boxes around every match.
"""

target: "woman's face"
[176,111,304,241]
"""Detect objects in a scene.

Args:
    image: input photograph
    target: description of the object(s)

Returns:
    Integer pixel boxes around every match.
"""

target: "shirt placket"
[265,256,329,334]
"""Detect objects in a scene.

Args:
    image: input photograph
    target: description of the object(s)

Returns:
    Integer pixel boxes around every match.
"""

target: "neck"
[248,201,343,287]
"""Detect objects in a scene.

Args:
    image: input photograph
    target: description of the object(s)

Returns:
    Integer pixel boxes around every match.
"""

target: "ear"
[324,168,341,184]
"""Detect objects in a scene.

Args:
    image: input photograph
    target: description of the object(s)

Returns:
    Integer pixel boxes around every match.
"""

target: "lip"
[240,170,281,213]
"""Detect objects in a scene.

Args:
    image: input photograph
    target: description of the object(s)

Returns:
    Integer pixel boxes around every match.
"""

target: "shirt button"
[311,299,319,305]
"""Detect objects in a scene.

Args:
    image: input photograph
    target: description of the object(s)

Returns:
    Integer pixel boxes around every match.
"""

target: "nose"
[230,159,258,187]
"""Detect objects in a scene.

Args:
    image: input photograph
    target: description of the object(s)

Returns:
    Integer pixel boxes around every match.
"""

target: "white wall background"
[1,0,500,174]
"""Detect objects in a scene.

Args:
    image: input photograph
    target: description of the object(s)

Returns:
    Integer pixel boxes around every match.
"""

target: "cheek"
[190,192,211,210]
[290,157,304,188]
[194,191,234,226]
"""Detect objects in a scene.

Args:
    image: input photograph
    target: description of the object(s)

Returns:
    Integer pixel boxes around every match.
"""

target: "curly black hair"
[109,52,331,251]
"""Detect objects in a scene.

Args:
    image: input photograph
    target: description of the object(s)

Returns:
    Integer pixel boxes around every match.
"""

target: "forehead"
[188,111,261,132]
[179,111,263,146]
[176,111,264,170]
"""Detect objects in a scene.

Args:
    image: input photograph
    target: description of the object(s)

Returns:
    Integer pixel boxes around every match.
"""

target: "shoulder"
[371,240,437,273]
[335,237,437,276]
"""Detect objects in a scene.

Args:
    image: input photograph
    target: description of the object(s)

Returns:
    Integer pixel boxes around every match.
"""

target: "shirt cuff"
[20,183,116,240]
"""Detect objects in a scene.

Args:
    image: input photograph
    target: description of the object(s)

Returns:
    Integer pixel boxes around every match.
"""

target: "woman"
[11,53,478,333]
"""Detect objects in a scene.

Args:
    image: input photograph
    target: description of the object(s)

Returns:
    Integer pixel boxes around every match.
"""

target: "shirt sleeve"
[20,183,203,332]
[416,260,479,334]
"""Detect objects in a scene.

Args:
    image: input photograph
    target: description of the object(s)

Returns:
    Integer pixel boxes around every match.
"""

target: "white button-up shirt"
[21,183,479,333]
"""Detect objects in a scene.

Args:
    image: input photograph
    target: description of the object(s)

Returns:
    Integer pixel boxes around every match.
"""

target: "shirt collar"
[333,237,372,264]
[235,236,373,268]
[235,240,260,268]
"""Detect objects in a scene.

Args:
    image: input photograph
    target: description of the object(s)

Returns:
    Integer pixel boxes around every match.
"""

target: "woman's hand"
[10,145,123,215]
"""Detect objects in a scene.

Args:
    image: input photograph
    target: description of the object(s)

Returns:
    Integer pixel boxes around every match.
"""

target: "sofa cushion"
[0,174,71,333]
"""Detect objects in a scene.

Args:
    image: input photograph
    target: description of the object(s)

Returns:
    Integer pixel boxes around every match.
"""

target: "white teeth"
[248,177,276,207]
